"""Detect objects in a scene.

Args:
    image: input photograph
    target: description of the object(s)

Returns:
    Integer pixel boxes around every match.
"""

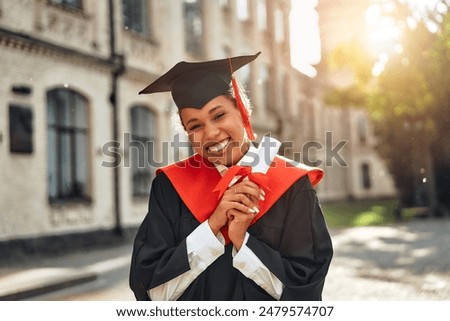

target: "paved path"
[1,217,449,300]
[324,217,450,300]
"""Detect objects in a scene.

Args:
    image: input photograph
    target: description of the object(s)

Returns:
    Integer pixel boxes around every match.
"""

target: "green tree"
[325,1,450,215]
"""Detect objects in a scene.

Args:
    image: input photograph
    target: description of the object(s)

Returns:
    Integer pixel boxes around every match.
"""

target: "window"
[9,105,33,154]
[358,116,367,145]
[122,0,150,36]
[258,64,269,111]
[256,0,267,30]
[130,106,157,197]
[184,0,203,55]
[237,0,249,21]
[282,73,289,110]
[274,9,285,43]
[218,0,230,9]
[278,72,289,112]
[47,88,90,202]
[48,0,82,10]
[361,163,372,189]
[304,101,315,139]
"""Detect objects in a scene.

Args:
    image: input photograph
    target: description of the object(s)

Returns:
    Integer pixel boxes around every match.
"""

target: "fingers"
[231,198,258,214]
[225,182,264,214]
[227,209,256,224]
[229,193,259,213]
[211,194,253,233]
[232,180,265,201]
[217,180,265,223]
[208,210,229,235]
[227,209,255,250]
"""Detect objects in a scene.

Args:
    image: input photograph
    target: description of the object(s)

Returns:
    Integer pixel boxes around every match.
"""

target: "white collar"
[214,143,258,176]
[215,137,281,176]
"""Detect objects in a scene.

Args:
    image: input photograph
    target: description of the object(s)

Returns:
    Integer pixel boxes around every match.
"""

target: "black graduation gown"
[129,171,333,301]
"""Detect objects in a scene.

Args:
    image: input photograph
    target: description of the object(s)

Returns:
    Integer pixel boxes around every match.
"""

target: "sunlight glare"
[372,61,385,77]
[365,4,381,25]
[407,16,418,28]
[381,1,396,13]
[436,2,449,14]
[426,21,439,33]
[394,44,404,54]
[379,53,389,63]
[365,3,402,57]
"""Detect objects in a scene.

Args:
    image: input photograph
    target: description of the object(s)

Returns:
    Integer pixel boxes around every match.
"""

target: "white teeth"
[208,139,230,153]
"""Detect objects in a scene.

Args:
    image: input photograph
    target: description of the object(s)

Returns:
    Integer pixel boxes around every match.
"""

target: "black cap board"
[139,52,261,110]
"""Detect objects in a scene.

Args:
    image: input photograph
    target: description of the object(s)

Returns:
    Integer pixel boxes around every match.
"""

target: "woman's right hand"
[208,180,263,235]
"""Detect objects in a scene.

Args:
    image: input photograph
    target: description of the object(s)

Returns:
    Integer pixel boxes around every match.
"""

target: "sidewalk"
[323,216,450,300]
[0,243,133,300]
[1,217,449,300]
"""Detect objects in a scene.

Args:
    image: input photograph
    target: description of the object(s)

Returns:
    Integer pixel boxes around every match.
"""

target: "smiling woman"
[180,96,249,166]
[129,52,333,301]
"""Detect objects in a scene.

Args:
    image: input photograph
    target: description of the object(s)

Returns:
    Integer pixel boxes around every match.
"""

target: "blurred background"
[0,0,449,300]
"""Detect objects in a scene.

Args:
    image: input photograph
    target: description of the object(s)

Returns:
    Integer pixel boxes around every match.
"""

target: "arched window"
[47,88,90,202]
[130,106,157,197]
[184,0,204,55]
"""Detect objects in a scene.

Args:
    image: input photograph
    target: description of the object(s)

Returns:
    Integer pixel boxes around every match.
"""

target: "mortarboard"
[139,52,261,140]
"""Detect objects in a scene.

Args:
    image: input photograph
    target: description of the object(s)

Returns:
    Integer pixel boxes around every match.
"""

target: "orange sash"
[157,154,323,242]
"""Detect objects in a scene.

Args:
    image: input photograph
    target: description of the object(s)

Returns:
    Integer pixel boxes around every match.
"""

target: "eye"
[188,123,201,131]
[213,112,225,121]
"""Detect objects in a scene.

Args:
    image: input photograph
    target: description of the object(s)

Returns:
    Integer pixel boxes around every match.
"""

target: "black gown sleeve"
[246,176,333,300]
[129,173,193,301]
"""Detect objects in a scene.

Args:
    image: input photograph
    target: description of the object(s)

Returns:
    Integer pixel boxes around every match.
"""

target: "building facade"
[0,0,395,246]
[313,0,396,200]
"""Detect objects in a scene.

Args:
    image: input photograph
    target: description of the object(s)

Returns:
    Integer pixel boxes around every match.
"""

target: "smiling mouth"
[207,138,230,153]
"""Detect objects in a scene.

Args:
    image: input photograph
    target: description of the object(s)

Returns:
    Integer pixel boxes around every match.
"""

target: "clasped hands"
[208,180,265,250]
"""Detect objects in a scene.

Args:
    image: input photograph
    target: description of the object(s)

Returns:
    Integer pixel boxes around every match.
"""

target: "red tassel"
[228,58,255,141]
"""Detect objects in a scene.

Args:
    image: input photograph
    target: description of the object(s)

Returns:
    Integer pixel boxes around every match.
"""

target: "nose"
[203,122,220,140]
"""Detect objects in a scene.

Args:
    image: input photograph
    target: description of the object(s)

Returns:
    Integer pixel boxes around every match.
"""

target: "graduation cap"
[139,52,261,140]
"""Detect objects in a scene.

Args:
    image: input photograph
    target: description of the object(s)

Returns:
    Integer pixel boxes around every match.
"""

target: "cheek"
[229,117,245,138]
[188,132,203,152]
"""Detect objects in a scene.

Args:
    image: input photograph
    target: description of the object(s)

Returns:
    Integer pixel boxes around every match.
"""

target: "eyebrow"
[185,105,224,127]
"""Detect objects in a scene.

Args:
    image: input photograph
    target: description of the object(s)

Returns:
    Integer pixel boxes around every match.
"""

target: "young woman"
[129,52,333,300]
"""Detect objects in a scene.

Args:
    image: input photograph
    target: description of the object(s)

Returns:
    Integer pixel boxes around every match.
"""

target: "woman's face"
[180,95,249,166]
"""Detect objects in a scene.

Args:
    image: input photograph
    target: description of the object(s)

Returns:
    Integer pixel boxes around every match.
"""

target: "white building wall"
[0,45,114,241]
[0,0,397,243]
[347,109,396,199]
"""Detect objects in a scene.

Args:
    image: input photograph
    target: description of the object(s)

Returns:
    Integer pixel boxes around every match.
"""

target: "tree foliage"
[324,1,450,209]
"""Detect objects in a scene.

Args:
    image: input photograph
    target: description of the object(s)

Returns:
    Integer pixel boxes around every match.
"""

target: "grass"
[321,198,416,228]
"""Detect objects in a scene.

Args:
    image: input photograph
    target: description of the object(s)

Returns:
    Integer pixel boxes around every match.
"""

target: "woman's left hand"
[227,209,256,250]
[226,180,263,250]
